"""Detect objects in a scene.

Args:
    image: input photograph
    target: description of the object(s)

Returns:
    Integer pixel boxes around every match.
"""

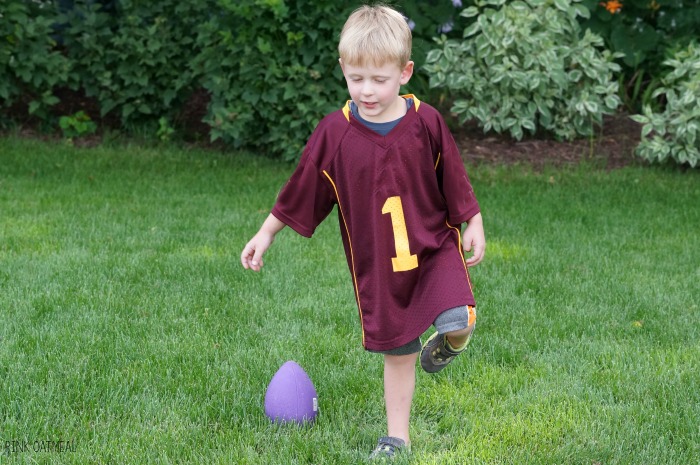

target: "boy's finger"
[241,245,259,269]
[241,247,252,268]
[463,238,476,253]
[467,244,485,266]
[251,249,264,270]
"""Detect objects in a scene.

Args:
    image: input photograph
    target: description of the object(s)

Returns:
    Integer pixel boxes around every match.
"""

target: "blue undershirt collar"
[350,98,414,136]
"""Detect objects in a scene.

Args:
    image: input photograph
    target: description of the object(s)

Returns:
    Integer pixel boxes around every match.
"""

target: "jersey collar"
[342,94,421,122]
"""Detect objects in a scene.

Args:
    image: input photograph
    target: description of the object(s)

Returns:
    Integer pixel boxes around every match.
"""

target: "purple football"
[264,361,318,425]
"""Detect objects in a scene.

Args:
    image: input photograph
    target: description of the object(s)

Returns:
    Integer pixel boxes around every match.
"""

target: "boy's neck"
[382,95,409,122]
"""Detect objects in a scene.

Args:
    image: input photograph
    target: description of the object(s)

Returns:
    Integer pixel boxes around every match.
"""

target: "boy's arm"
[240,213,286,272]
[463,212,485,268]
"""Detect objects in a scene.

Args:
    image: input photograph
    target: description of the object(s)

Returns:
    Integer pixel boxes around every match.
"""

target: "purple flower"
[439,20,454,34]
[452,0,463,7]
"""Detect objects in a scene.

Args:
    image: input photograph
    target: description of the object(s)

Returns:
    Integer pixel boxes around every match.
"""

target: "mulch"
[451,113,644,170]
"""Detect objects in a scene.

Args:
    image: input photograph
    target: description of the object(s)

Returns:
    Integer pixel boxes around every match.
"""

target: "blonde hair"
[338,5,412,69]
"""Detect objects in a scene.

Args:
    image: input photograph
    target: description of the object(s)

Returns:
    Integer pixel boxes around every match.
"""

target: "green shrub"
[425,0,622,141]
[59,0,211,128]
[401,0,477,99]
[59,110,97,139]
[580,0,700,112]
[0,1,68,119]
[631,43,700,168]
[194,0,359,162]
[196,0,477,161]
[0,0,479,157]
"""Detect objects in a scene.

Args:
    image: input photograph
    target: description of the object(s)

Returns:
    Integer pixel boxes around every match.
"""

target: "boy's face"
[339,60,414,123]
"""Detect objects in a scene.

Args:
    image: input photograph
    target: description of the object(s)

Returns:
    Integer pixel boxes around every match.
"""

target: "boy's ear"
[400,61,414,85]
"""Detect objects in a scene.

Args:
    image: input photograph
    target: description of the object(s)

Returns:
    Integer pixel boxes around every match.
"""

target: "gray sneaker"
[369,436,407,460]
[420,332,464,373]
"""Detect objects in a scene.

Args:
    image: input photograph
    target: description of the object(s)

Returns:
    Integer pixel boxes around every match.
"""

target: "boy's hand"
[241,213,286,272]
[463,213,485,267]
[241,232,274,272]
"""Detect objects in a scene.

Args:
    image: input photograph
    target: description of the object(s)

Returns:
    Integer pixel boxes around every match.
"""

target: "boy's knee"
[384,352,420,366]
[445,323,474,339]
[443,306,476,338]
[436,305,476,334]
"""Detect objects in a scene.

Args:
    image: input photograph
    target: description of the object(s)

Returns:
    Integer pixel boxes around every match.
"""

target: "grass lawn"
[1,136,698,464]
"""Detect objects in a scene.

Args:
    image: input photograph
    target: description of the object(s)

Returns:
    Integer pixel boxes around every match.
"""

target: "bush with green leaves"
[580,0,700,112]
[194,0,360,161]
[59,0,211,128]
[0,0,480,159]
[196,0,480,161]
[425,0,622,141]
[401,0,477,98]
[58,110,97,139]
[0,0,69,120]
[631,43,700,168]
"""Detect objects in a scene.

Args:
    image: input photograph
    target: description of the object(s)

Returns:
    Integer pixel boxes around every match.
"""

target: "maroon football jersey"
[271,95,480,351]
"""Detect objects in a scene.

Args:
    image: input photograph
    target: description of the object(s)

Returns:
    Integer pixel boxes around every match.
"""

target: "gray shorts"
[369,305,474,356]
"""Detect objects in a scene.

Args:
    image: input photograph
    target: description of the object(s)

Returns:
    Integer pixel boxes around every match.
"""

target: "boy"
[240,5,485,459]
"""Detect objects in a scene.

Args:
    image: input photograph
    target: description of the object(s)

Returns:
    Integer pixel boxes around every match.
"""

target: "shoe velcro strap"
[377,436,405,451]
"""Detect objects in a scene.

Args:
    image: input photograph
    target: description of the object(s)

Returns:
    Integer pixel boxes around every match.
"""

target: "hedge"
[1,0,468,161]
[1,0,698,166]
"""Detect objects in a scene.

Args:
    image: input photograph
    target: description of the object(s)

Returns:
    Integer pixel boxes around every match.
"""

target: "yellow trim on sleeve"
[446,220,474,295]
[322,169,365,346]
[434,152,441,170]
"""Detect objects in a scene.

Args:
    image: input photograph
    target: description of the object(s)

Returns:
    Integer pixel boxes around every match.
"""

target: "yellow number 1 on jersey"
[382,196,418,272]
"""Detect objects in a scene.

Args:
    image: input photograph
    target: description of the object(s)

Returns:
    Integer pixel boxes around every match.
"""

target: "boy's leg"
[420,305,476,373]
[445,322,475,351]
[383,352,419,445]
